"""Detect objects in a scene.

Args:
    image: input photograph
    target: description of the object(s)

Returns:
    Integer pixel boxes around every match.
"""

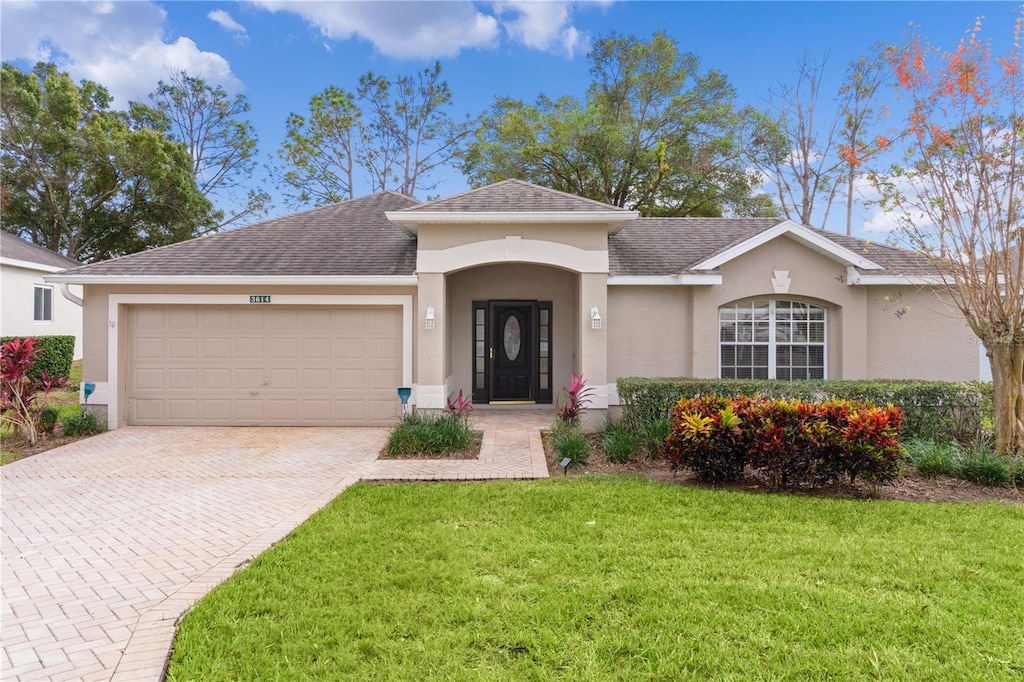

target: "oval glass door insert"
[503,315,522,361]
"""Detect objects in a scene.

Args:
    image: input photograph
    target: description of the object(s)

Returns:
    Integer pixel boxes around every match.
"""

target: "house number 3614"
[249,295,271,304]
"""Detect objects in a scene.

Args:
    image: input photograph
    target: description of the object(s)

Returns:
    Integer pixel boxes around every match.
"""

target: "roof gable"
[386,179,637,234]
[689,220,884,271]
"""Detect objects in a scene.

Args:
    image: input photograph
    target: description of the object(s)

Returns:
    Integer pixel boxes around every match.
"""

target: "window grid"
[719,300,825,380]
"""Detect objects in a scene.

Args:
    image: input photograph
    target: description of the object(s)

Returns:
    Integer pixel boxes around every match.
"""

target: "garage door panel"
[128,305,402,425]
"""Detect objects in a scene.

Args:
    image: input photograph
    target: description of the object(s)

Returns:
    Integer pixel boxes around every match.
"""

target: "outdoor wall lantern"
[590,306,602,329]
[425,306,435,329]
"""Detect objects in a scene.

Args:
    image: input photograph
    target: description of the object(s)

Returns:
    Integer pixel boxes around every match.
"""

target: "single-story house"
[1,231,84,359]
[46,180,985,430]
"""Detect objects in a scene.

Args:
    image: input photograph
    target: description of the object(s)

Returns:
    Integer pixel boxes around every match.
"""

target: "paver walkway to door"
[1,410,550,681]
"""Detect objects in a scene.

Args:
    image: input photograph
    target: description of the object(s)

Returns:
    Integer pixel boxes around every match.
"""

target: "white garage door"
[127,305,403,426]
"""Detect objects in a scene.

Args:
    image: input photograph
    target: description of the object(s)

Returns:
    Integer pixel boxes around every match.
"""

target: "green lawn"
[167,479,1024,681]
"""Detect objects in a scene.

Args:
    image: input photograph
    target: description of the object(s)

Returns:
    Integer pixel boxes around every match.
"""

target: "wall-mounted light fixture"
[590,306,602,329]
[425,306,435,329]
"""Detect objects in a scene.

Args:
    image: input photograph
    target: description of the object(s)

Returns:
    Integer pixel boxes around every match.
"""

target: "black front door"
[490,302,533,401]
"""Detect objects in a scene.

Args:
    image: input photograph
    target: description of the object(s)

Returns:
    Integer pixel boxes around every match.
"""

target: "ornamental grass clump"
[550,420,591,465]
[599,419,637,463]
[384,412,473,457]
[663,396,903,487]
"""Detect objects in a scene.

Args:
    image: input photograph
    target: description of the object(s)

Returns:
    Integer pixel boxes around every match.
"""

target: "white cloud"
[493,1,588,57]
[253,1,500,59]
[0,1,240,105]
[208,9,249,44]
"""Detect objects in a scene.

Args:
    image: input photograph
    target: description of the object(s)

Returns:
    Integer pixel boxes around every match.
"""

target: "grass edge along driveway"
[167,478,1024,681]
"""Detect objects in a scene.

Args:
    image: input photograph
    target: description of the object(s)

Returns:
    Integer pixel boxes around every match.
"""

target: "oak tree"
[1,62,215,262]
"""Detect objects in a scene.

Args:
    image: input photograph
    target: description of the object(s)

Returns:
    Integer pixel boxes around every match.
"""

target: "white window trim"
[34,285,54,323]
[105,293,414,431]
[718,299,828,380]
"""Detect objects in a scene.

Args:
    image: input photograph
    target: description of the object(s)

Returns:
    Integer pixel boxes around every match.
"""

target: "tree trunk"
[989,342,1024,455]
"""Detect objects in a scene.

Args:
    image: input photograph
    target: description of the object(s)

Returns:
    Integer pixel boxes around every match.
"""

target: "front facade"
[1,232,84,359]
[47,181,984,430]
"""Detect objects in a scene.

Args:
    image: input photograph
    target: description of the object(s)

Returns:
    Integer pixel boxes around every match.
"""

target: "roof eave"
[44,274,419,286]
[385,210,638,234]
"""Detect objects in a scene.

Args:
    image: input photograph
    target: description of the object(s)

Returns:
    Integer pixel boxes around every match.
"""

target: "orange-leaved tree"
[873,16,1023,454]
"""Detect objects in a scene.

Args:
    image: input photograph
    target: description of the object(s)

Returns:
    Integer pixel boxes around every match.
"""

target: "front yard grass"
[167,479,1023,680]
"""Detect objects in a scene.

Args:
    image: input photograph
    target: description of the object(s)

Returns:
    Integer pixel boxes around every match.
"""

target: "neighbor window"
[719,299,826,380]
[34,285,53,322]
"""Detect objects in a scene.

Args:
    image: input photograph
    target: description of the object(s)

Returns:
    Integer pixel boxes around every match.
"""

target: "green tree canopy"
[459,32,774,217]
[1,62,216,263]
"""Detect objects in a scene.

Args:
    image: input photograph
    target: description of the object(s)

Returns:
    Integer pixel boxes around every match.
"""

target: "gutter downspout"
[60,283,83,307]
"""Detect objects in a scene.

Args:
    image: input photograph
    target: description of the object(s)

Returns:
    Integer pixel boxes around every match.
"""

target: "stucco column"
[842,290,869,380]
[579,273,608,410]
[416,272,447,408]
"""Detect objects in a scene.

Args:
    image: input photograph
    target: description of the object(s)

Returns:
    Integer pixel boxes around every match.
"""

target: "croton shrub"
[663,396,903,487]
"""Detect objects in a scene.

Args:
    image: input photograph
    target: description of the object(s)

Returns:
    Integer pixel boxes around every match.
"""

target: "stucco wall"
[864,286,979,380]
[447,264,577,401]
[417,223,608,251]
[608,286,692,379]
[1,265,83,359]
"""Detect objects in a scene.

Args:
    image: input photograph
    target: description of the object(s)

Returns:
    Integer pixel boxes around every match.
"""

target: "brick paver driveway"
[1,427,385,681]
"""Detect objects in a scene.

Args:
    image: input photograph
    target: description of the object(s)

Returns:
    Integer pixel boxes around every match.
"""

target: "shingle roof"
[1,232,80,269]
[58,192,420,277]
[609,218,778,276]
[393,179,628,213]
[608,218,937,277]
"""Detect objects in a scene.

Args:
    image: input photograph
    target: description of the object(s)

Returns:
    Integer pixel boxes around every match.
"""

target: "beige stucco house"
[46,180,984,430]
[1,232,84,359]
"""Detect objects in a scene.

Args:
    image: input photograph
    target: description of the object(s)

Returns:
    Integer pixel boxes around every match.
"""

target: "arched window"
[719,299,826,380]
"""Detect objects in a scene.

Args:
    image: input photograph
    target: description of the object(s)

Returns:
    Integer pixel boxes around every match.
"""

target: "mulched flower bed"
[543,433,1023,505]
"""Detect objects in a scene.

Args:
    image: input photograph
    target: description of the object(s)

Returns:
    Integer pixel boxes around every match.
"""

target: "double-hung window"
[34,285,53,322]
[719,299,826,380]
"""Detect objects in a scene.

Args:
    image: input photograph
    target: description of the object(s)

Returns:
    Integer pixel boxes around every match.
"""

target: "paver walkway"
[1,410,550,681]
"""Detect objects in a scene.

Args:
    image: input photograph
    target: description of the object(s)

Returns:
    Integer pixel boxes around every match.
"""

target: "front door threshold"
[489,400,537,405]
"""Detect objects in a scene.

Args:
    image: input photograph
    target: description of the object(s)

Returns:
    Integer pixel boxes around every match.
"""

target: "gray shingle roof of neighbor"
[393,179,630,213]
[57,192,421,277]
[1,231,80,269]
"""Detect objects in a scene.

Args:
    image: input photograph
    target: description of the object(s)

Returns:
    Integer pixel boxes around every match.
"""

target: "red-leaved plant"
[556,372,594,425]
[1,337,65,445]
[446,389,474,421]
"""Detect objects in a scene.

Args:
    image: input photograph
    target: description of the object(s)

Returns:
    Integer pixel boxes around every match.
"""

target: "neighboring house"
[46,180,983,430]
[1,232,83,360]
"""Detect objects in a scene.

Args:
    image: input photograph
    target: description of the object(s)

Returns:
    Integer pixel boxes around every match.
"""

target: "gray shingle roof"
[394,179,628,213]
[609,218,937,277]
[53,180,936,280]
[58,192,420,277]
[1,232,80,269]
[609,218,778,276]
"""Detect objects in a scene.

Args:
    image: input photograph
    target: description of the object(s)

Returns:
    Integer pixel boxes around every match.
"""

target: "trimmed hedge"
[617,377,989,444]
[663,396,903,486]
[0,335,75,381]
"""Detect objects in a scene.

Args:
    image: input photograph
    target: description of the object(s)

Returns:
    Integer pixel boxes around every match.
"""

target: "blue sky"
[2,1,1020,235]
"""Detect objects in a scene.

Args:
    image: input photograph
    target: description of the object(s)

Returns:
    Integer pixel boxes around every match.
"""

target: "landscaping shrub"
[0,335,75,381]
[39,406,60,435]
[600,419,636,463]
[555,373,593,425]
[618,377,988,445]
[955,447,1012,487]
[639,416,673,458]
[550,420,590,465]
[384,412,473,456]
[663,396,902,487]
[61,410,105,437]
[1,337,66,444]
[902,439,958,478]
